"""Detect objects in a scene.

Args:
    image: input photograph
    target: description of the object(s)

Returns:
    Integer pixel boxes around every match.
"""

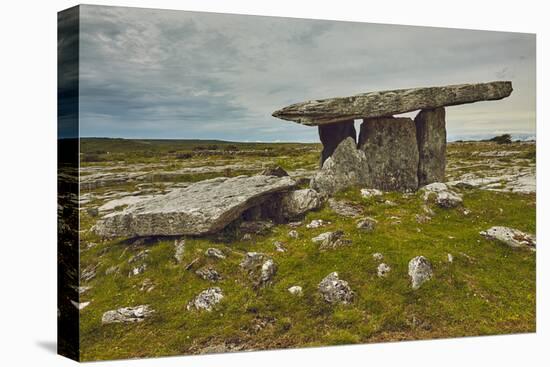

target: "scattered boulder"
[328,198,363,217]
[360,188,383,198]
[129,264,147,277]
[279,189,322,219]
[288,230,300,239]
[93,175,296,238]
[260,166,289,177]
[288,285,303,296]
[174,239,185,263]
[408,256,433,289]
[356,217,377,232]
[312,231,351,250]
[377,263,391,277]
[187,287,224,311]
[205,248,226,259]
[447,253,454,263]
[421,182,463,208]
[480,226,536,250]
[310,137,369,196]
[372,253,384,261]
[260,259,277,285]
[318,272,354,304]
[196,267,222,282]
[273,241,287,253]
[358,117,419,192]
[102,305,154,324]
[415,214,432,224]
[240,252,277,287]
[306,219,329,229]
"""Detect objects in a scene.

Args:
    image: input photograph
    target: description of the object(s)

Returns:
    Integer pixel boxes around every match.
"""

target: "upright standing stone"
[358,117,419,191]
[318,120,356,166]
[415,108,446,185]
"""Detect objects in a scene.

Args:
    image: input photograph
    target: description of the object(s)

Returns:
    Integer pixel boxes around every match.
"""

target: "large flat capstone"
[93,175,296,238]
[272,81,512,126]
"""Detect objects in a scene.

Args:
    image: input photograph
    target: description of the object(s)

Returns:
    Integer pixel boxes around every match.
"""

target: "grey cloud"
[78,5,535,141]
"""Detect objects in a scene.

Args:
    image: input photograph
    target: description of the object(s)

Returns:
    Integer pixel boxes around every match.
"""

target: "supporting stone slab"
[318,120,356,167]
[415,108,447,186]
[358,117,419,191]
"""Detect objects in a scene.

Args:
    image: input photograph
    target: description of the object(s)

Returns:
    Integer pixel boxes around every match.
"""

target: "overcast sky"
[78,5,536,142]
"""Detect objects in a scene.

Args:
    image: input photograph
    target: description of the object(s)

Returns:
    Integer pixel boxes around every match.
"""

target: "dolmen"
[272,81,513,195]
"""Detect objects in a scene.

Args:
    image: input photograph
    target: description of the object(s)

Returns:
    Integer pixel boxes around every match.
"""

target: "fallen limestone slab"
[93,175,296,238]
[272,81,512,126]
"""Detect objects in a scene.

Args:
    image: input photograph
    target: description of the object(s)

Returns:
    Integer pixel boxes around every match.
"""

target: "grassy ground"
[77,139,536,361]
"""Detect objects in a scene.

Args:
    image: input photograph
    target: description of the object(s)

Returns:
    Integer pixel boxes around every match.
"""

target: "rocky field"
[75,138,536,361]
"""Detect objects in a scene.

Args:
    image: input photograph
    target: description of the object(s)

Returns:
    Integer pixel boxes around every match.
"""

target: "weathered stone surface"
[421,182,463,208]
[358,117,419,191]
[318,120,356,166]
[312,230,351,250]
[408,256,433,289]
[196,267,222,282]
[288,229,299,239]
[260,166,289,177]
[288,285,303,295]
[102,305,154,324]
[480,226,536,249]
[205,248,226,259]
[356,217,377,232]
[415,108,447,185]
[240,252,277,287]
[372,253,384,261]
[93,175,296,237]
[328,198,363,217]
[360,188,383,198]
[318,272,354,304]
[377,263,391,277]
[187,287,224,311]
[279,189,322,219]
[305,219,329,229]
[310,137,369,196]
[272,81,513,126]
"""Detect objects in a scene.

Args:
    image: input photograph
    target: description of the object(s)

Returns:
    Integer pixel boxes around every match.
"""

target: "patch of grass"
[77,140,536,361]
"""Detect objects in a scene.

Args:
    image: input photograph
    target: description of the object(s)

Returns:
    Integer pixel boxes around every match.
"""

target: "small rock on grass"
[480,226,536,250]
[102,305,154,324]
[447,253,454,263]
[318,272,354,304]
[377,263,391,277]
[360,188,383,198]
[312,231,351,250]
[187,287,224,311]
[205,248,226,259]
[273,241,287,252]
[196,267,222,282]
[356,217,377,231]
[288,230,299,239]
[288,285,303,295]
[421,182,463,208]
[408,256,433,289]
[328,198,363,217]
[240,252,277,287]
[372,253,384,261]
[306,219,330,229]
